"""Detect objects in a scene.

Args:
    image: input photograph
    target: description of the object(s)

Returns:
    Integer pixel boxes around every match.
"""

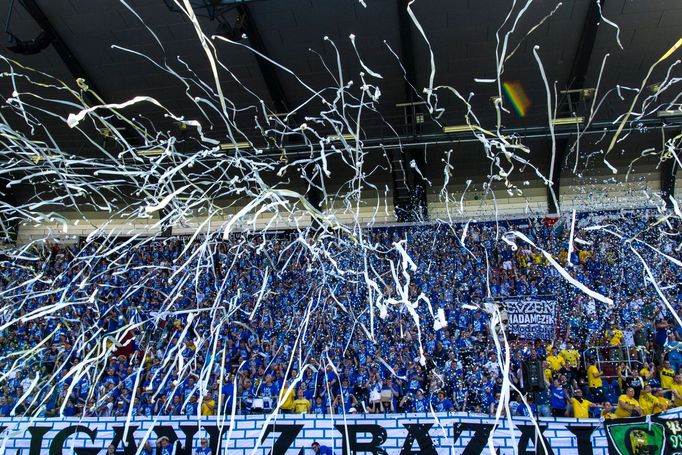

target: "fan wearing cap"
[311,441,335,455]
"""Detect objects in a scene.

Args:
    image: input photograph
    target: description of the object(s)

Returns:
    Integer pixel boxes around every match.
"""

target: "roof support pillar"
[395,0,428,222]
[547,0,603,214]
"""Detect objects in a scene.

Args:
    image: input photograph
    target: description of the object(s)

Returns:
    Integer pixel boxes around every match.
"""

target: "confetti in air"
[0,0,680,453]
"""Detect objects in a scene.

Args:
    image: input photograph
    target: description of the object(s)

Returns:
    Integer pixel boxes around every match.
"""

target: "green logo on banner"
[606,422,665,455]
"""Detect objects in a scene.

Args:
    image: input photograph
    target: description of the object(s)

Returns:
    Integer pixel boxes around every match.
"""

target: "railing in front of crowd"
[582,345,649,379]
[237,395,278,414]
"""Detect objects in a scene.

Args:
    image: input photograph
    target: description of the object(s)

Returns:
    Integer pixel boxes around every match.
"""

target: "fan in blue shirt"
[311,397,326,415]
[312,442,335,455]
[433,391,454,412]
[549,381,568,417]
[413,390,429,412]
[194,439,212,455]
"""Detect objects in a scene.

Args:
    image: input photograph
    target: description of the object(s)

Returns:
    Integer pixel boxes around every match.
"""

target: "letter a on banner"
[400,423,437,455]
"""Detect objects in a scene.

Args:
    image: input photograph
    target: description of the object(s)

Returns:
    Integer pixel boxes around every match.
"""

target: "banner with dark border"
[503,297,557,339]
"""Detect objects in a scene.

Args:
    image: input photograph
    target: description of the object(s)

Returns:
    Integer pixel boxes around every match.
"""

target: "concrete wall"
[16,212,162,245]
[428,170,663,223]
[0,412,617,454]
[560,171,662,212]
[675,172,682,201]
[15,196,397,245]
[427,186,547,223]
[14,175,669,245]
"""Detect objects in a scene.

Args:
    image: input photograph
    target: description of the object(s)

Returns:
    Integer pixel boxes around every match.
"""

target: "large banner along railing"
[500,296,558,340]
[4,410,680,454]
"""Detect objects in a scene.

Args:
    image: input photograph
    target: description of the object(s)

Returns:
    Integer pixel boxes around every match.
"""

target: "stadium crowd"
[0,212,681,420]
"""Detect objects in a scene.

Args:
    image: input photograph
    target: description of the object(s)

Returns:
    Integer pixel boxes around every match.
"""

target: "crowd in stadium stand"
[0,212,681,420]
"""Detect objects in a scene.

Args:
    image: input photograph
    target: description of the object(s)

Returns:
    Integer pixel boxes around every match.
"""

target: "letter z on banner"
[503,297,558,340]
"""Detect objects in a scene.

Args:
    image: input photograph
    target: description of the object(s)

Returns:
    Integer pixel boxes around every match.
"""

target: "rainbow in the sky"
[503,81,531,117]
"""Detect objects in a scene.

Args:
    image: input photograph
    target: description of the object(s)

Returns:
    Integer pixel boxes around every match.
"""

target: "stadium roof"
[1,0,681,217]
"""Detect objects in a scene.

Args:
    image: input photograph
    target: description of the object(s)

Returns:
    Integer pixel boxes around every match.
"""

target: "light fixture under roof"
[395,101,427,108]
[30,154,58,164]
[137,149,165,157]
[219,142,251,150]
[99,127,125,138]
[559,88,595,99]
[657,109,682,119]
[551,116,584,126]
[327,134,355,142]
[443,124,475,134]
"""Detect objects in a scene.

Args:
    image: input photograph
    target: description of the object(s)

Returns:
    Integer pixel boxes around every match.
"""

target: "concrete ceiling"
[0,0,680,207]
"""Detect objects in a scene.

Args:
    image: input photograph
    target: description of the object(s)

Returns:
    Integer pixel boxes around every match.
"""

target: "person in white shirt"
[20,373,33,392]
[484,353,501,377]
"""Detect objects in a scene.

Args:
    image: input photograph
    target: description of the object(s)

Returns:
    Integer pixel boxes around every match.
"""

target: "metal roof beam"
[18,0,140,145]
[548,0,603,214]
[237,3,291,116]
[394,0,428,222]
[19,0,103,101]
[661,156,677,207]
[234,4,326,218]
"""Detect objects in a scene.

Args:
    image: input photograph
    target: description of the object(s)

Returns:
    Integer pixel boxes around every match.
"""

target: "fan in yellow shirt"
[558,250,568,264]
[570,389,600,418]
[200,392,216,416]
[292,389,311,414]
[517,253,528,269]
[670,375,682,407]
[587,362,603,388]
[578,249,591,264]
[660,361,675,390]
[601,402,617,419]
[543,361,553,384]
[638,385,658,416]
[655,389,671,413]
[639,364,655,382]
[546,348,566,372]
[615,388,643,418]
[560,344,580,369]
[530,252,543,264]
[586,359,605,402]
[607,327,624,346]
[279,380,295,413]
